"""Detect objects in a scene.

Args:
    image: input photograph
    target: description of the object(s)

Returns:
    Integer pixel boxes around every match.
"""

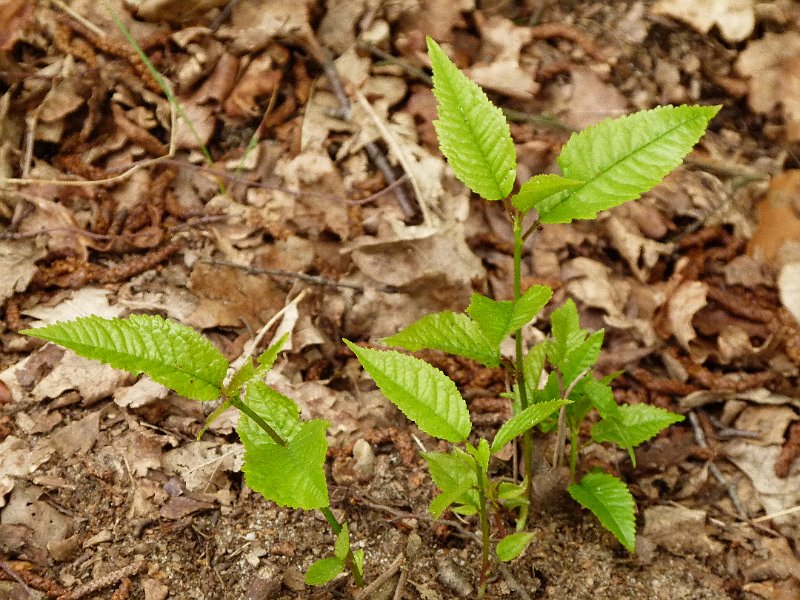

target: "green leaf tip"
[568,471,636,552]
[21,314,227,401]
[344,339,471,443]
[383,311,499,367]
[496,532,535,562]
[426,36,516,200]
[540,104,720,223]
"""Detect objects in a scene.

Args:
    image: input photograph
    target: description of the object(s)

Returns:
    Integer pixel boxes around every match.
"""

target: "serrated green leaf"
[305,557,344,586]
[581,377,620,421]
[592,404,684,466]
[491,399,569,454]
[225,360,255,398]
[345,341,471,442]
[353,549,365,579]
[465,440,491,474]
[238,380,302,444]
[429,478,476,519]
[522,342,547,402]
[540,105,720,223]
[21,315,227,401]
[466,286,551,350]
[497,481,527,501]
[423,450,478,517]
[334,523,350,561]
[511,174,584,213]
[568,471,636,552]
[547,300,585,368]
[427,36,516,200]
[561,330,604,387]
[383,311,499,367]
[496,532,535,562]
[466,294,514,349]
[241,419,329,510]
[255,332,290,376]
[511,285,553,332]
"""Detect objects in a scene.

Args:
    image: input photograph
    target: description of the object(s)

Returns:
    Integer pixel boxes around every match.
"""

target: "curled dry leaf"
[667,280,708,356]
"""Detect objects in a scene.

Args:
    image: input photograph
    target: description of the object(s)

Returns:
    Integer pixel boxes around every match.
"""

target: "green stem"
[319,507,364,587]
[229,397,286,447]
[513,214,534,504]
[473,456,491,599]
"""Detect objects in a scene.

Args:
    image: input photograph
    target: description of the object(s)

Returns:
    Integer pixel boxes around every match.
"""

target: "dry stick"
[354,89,433,224]
[202,258,368,292]
[57,559,144,600]
[688,411,749,520]
[354,554,404,600]
[497,562,533,600]
[301,33,417,220]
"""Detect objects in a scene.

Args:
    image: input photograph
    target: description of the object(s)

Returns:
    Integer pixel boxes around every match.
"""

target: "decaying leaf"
[652,0,755,43]
[736,33,800,141]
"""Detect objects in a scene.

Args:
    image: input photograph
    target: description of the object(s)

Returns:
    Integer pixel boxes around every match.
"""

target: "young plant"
[344,36,717,593]
[21,316,364,587]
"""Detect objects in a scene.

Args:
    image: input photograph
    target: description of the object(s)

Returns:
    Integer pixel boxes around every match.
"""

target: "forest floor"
[2,0,800,598]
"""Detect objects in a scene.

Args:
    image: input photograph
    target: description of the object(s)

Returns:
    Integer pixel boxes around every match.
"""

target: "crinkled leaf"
[427,36,516,200]
[568,471,636,552]
[345,341,471,442]
[241,419,329,510]
[511,174,584,213]
[496,532,536,562]
[21,315,227,401]
[383,311,499,367]
[334,523,350,561]
[541,105,720,223]
[491,399,569,454]
[592,404,684,466]
[305,557,344,586]
[238,380,301,444]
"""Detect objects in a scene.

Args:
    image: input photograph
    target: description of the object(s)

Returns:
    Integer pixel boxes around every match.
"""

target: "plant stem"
[320,507,364,587]
[512,214,534,504]
[228,397,287,447]
[473,456,491,599]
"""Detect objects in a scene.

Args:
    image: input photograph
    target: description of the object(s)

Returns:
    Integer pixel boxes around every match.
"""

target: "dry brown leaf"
[318,0,366,54]
[161,442,242,493]
[22,288,123,326]
[736,33,800,141]
[218,0,311,55]
[131,0,229,22]
[467,14,538,100]
[0,436,53,508]
[748,170,800,267]
[1,485,73,550]
[49,411,100,457]
[652,0,755,43]
[779,262,800,324]
[0,239,45,304]
[642,505,723,557]
[556,67,629,129]
[562,257,629,317]
[667,280,708,354]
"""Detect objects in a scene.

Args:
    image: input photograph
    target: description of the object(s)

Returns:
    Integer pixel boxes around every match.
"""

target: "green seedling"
[21,316,364,587]
[344,36,716,595]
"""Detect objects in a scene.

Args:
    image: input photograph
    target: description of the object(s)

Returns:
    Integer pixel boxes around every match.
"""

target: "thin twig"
[354,554,404,600]
[202,258,366,291]
[688,411,749,520]
[57,559,144,600]
[49,0,107,37]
